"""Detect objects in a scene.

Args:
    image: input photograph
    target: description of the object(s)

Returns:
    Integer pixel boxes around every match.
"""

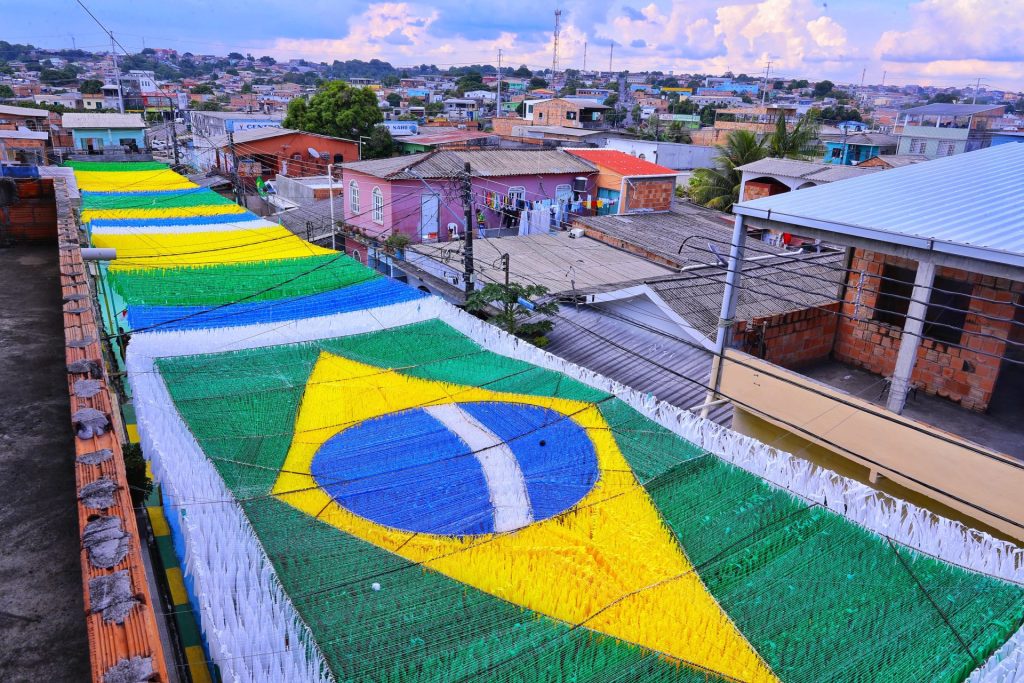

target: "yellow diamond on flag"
[273,352,778,682]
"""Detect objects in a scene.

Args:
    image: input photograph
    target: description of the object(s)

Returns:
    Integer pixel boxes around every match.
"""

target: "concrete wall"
[602,138,717,170]
[833,249,1023,411]
[71,128,145,150]
[721,349,1024,541]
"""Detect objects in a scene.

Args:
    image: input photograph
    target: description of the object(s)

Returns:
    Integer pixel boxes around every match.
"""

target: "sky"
[6,0,1024,90]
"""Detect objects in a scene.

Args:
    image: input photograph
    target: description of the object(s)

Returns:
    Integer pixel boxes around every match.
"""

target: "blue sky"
[6,0,1023,89]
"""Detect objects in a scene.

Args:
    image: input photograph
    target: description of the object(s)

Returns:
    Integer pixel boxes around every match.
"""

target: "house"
[0,103,50,132]
[208,127,359,179]
[529,98,609,129]
[0,128,49,165]
[737,157,879,204]
[821,131,898,165]
[894,103,1005,158]
[188,110,285,169]
[856,154,930,169]
[731,143,1024,539]
[396,128,497,154]
[441,99,479,120]
[602,137,717,170]
[565,149,678,215]
[339,148,596,243]
[60,112,146,153]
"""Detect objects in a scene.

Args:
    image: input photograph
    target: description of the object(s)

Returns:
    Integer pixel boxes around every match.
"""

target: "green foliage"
[228,52,244,60]
[0,41,37,61]
[384,232,410,251]
[283,80,383,140]
[813,79,835,98]
[788,79,810,91]
[928,91,960,104]
[386,92,402,108]
[326,58,396,80]
[80,79,103,94]
[513,64,533,78]
[196,100,223,111]
[241,83,253,94]
[689,129,766,212]
[362,126,395,160]
[121,442,152,507]
[465,281,558,347]
[766,110,820,159]
[528,76,548,90]
[670,98,697,115]
[40,64,79,85]
[664,120,692,144]
[425,101,444,116]
[0,84,13,98]
[190,83,214,94]
[258,55,276,66]
[814,104,863,123]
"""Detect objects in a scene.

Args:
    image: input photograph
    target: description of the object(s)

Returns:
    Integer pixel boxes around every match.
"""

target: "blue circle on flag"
[310,401,599,536]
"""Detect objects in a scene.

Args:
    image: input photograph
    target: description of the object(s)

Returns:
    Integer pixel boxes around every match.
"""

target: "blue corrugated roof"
[734,144,1024,268]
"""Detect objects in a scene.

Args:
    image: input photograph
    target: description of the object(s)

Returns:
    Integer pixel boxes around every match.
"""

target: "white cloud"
[876,0,1024,64]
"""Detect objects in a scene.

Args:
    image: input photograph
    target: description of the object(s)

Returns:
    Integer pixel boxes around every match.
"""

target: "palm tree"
[689,130,766,211]
[766,110,820,159]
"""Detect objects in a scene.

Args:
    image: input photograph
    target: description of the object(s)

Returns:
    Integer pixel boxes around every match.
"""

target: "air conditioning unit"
[568,228,585,239]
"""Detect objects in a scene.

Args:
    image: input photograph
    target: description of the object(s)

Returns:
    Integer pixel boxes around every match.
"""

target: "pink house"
[340,149,597,243]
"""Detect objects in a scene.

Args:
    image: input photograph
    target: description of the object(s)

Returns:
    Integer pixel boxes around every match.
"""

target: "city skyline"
[5,0,1023,90]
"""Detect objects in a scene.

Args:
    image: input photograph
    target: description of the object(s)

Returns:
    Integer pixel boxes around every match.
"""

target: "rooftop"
[0,128,49,140]
[738,157,881,182]
[60,112,146,129]
[0,103,50,118]
[901,103,1005,117]
[735,144,1024,270]
[865,154,931,168]
[566,148,677,176]
[407,232,674,293]
[820,131,899,147]
[513,125,607,137]
[400,129,496,146]
[341,148,597,180]
[188,111,283,120]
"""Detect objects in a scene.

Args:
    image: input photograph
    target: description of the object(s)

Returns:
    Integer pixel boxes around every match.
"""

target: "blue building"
[61,112,147,152]
[822,131,898,165]
[990,131,1024,147]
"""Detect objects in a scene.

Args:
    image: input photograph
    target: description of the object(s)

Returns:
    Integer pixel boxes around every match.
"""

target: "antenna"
[583,41,587,72]
[609,42,613,74]
[860,67,866,88]
[760,59,772,105]
[552,9,562,82]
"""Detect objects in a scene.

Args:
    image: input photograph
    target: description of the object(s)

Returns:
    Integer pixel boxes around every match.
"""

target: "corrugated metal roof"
[543,305,732,424]
[735,144,1024,267]
[901,103,1003,116]
[870,154,930,168]
[738,157,880,182]
[0,128,48,140]
[61,112,146,129]
[0,103,49,117]
[645,252,845,340]
[342,149,597,179]
[820,132,898,147]
[566,148,677,176]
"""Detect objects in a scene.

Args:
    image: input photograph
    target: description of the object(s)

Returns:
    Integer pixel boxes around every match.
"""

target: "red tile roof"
[566,149,677,176]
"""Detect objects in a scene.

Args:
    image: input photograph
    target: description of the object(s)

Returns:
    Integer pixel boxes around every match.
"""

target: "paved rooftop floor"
[0,245,90,682]
[803,358,1024,461]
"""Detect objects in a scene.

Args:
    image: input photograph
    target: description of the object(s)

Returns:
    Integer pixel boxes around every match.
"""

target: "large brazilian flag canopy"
[73,160,1024,683]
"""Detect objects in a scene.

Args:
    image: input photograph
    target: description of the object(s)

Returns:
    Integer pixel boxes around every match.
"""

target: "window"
[349,181,360,213]
[333,153,345,164]
[938,140,957,157]
[831,147,843,159]
[908,138,927,154]
[371,187,384,224]
[873,264,973,344]
[566,111,577,120]
[507,186,526,206]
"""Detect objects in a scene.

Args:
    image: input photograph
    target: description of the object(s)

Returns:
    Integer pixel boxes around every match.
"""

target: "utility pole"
[228,131,244,207]
[760,60,772,105]
[502,253,510,288]
[327,163,336,250]
[583,41,587,72]
[860,67,866,88]
[460,162,475,299]
[609,43,613,75]
[496,49,502,117]
[882,70,887,87]
[169,98,180,165]
[110,33,124,114]
[972,76,982,104]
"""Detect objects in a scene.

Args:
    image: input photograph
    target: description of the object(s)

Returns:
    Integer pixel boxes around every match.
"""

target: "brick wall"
[736,303,840,369]
[4,178,57,243]
[833,249,1022,411]
[623,177,675,212]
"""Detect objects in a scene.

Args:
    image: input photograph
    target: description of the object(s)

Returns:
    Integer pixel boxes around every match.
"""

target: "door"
[420,193,439,240]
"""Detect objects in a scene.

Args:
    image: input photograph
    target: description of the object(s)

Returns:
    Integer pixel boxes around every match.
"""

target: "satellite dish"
[307,147,321,158]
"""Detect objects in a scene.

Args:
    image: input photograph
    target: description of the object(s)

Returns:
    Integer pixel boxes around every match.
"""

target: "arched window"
[372,187,384,224]
[349,181,360,213]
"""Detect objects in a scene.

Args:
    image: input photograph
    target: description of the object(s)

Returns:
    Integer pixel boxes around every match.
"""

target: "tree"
[813,79,834,98]
[928,92,960,104]
[815,105,862,123]
[689,130,766,212]
[604,93,619,108]
[386,92,402,108]
[258,55,276,66]
[766,111,819,159]
[80,79,103,94]
[241,83,253,94]
[227,52,244,61]
[466,281,558,347]
[362,126,395,159]
[196,100,223,111]
[282,80,383,140]
[0,84,13,98]
[190,83,214,94]
[788,79,809,91]
[664,120,691,144]
[141,47,156,55]
[513,64,532,78]
[528,76,548,90]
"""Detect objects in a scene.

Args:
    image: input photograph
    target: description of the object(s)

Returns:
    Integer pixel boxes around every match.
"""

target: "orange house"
[566,148,678,215]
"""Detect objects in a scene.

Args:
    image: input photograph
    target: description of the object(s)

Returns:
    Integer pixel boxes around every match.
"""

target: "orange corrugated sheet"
[56,177,169,683]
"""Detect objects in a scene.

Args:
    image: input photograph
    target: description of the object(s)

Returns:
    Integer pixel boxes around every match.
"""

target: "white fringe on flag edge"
[126,297,1023,682]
